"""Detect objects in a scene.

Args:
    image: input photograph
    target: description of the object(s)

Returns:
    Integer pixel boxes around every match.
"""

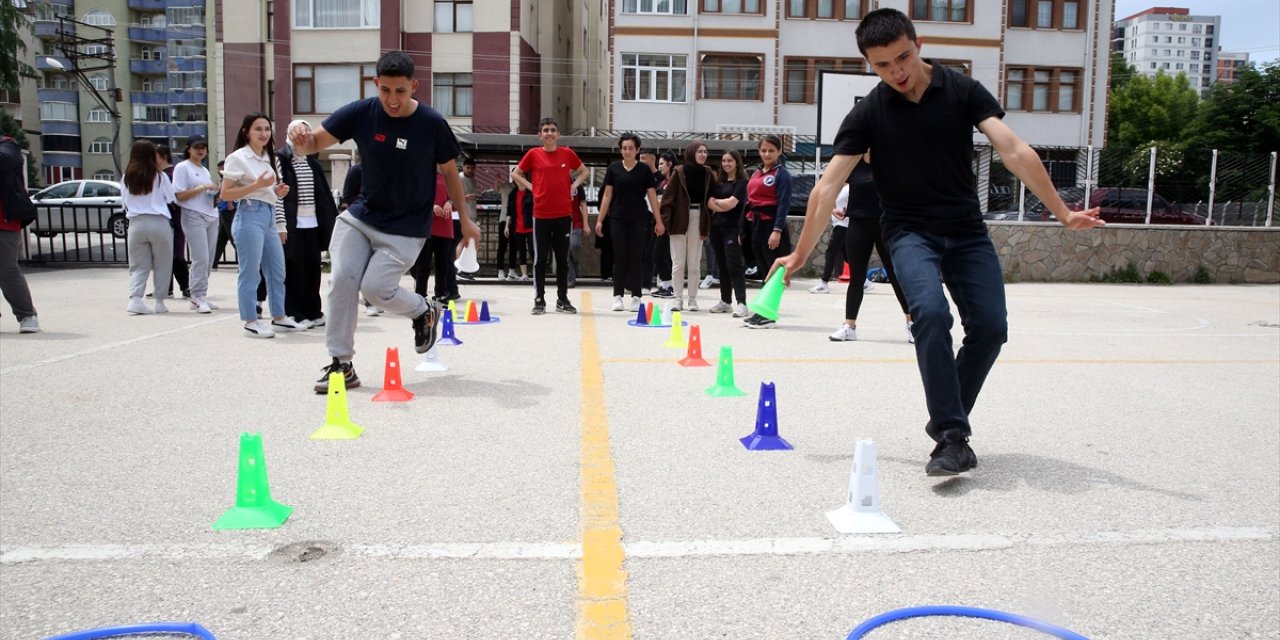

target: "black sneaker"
[556,298,577,314]
[653,286,676,299]
[926,439,978,476]
[314,357,359,394]
[532,297,546,315]
[412,297,442,354]
[742,313,776,329]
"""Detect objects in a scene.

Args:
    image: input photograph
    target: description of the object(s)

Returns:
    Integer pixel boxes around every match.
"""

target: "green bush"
[1192,265,1213,284]
[1091,262,1143,283]
[1146,271,1173,284]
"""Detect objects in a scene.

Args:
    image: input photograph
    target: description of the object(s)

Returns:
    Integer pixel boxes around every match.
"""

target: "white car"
[30,179,129,239]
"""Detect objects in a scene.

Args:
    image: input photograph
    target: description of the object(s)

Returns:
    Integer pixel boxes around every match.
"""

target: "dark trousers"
[214,210,236,266]
[643,228,672,286]
[496,218,511,272]
[888,229,1008,444]
[284,226,324,321]
[709,223,747,305]
[821,225,848,282]
[508,230,531,271]
[532,216,571,301]
[752,219,791,277]
[413,236,456,299]
[610,217,648,298]
[170,223,189,296]
[843,216,909,320]
[598,220,614,280]
[740,218,758,276]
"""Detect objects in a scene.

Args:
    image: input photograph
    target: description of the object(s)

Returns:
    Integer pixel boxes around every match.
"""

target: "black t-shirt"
[684,164,707,204]
[710,177,747,228]
[323,98,461,237]
[602,160,655,222]
[832,62,1004,237]
[845,162,881,220]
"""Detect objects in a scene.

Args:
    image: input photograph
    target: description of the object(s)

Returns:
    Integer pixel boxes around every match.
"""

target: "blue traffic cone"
[438,310,463,346]
[740,382,793,450]
[634,303,647,325]
[479,300,494,322]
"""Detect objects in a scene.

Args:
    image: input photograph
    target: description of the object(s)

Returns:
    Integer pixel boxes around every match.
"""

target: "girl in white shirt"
[220,112,302,339]
[172,134,220,313]
[121,139,176,315]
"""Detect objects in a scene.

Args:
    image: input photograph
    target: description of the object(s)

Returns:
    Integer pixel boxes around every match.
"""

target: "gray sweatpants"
[0,229,36,319]
[181,209,219,300]
[127,214,173,300]
[326,212,427,360]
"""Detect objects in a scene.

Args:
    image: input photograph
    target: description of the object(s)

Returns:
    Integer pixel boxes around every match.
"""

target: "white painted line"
[0,315,238,375]
[2,527,1272,564]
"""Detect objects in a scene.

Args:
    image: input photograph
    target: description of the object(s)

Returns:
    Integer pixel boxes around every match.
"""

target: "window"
[1005,66,1081,113]
[293,0,379,28]
[1150,35,1157,43]
[934,59,971,76]
[168,71,205,89]
[142,79,166,92]
[1163,36,1171,43]
[171,105,206,122]
[433,73,472,117]
[1009,0,1081,29]
[1176,63,1184,70]
[139,46,162,61]
[86,107,111,123]
[1193,24,1202,34]
[1163,49,1171,56]
[912,0,970,23]
[621,53,687,102]
[1176,36,1185,44]
[1178,22,1186,31]
[1205,38,1213,48]
[293,64,376,113]
[701,0,762,14]
[82,9,115,26]
[90,74,110,91]
[1149,62,1156,69]
[83,181,119,196]
[82,44,108,57]
[40,102,77,121]
[700,53,763,100]
[623,0,688,14]
[783,57,863,103]
[1162,62,1170,69]
[787,0,866,20]
[131,105,168,121]
[167,6,204,25]
[1190,63,1199,72]
[42,135,81,154]
[435,1,473,32]
[1191,37,1200,46]
[93,170,116,181]
[88,137,113,154]
[171,40,206,57]
[1206,25,1213,34]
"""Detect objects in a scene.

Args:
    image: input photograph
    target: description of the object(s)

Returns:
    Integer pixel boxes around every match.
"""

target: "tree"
[1186,62,1280,156]
[1,0,35,94]
[1107,70,1201,150]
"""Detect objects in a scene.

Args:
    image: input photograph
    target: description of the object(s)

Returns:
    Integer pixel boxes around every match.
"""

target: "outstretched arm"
[979,116,1103,230]
[288,125,339,157]
[770,153,860,283]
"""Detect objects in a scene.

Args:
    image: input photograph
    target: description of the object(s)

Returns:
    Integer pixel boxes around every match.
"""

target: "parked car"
[1032,187,1209,225]
[29,179,129,239]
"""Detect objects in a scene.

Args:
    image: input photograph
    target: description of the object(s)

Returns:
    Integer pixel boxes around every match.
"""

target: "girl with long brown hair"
[121,139,176,315]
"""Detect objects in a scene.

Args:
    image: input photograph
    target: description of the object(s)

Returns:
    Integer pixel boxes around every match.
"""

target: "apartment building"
[1112,6,1219,97]
[609,0,1113,148]
[1216,49,1249,85]
[31,0,217,185]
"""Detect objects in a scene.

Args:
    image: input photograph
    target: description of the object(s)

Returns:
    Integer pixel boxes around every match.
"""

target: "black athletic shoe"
[926,439,978,476]
[742,313,777,329]
[412,297,442,354]
[314,358,359,394]
[653,286,676,299]
[532,297,547,315]
[556,298,577,314]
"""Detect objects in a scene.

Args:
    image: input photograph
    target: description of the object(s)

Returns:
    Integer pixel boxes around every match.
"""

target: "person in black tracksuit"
[706,149,749,316]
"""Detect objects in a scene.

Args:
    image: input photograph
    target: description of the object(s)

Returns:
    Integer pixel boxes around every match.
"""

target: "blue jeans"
[231,199,285,321]
[887,229,1008,443]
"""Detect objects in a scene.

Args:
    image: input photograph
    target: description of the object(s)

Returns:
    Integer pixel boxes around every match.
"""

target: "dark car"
[1033,187,1209,225]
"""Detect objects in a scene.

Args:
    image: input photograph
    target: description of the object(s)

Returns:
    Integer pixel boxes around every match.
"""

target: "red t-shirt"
[430,174,454,239]
[517,146,582,219]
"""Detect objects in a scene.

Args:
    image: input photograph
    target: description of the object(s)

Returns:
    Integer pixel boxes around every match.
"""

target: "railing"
[24,205,130,265]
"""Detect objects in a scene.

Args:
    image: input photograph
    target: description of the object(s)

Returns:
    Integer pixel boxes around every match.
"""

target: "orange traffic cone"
[837,262,851,283]
[679,325,710,367]
[372,347,414,402]
[465,300,479,323]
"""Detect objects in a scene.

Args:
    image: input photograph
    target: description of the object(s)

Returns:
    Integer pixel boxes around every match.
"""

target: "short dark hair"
[638,149,656,158]
[462,156,476,167]
[758,134,784,152]
[855,8,917,56]
[538,117,559,130]
[618,133,641,150]
[376,51,416,79]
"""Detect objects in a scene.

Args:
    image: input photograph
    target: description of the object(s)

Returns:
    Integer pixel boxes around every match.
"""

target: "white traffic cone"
[826,439,900,534]
[454,239,480,274]
[660,302,673,326]
[415,344,448,372]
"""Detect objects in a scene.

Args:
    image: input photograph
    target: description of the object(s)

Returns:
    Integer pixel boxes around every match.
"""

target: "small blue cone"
[479,300,493,322]
[634,303,647,325]
[740,382,793,450]
[438,310,463,346]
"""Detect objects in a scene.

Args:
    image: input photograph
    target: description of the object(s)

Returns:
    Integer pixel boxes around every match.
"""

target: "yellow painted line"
[603,357,1275,366]
[576,292,631,640]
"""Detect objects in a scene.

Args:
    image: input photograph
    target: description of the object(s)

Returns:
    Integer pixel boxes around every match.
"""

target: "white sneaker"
[698,275,719,289]
[364,305,383,316]
[732,303,748,318]
[153,300,169,314]
[708,301,731,313]
[206,300,220,310]
[829,324,857,342]
[18,316,39,333]
[863,279,876,292]
[297,318,316,330]
[126,298,153,315]
[193,299,212,314]
[497,269,507,280]
[610,296,624,312]
[906,320,915,344]
[311,315,326,327]
[809,281,830,294]
[671,299,682,311]
[686,299,699,312]
[271,316,307,332]
[243,320,275,339]
[628,297,642,312]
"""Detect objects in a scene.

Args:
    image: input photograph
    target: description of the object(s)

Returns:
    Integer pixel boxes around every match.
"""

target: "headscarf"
[285,120,311,149]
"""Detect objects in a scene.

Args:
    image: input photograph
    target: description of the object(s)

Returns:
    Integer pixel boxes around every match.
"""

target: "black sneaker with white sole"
[742,313,776,329]
[412,297,442,354]
[532,297,546,315]
[314,357,360,394]
[926,439,978,476]
[556,298,577,314]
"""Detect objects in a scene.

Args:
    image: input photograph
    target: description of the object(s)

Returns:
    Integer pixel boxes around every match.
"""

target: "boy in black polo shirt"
[777,9,1104,476]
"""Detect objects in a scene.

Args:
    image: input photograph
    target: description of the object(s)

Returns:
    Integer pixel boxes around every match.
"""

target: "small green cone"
[706,345,746,397]
[649,303,662,326]
[664,311,686,348]
[747,266,786,321]
[213,433,294,530]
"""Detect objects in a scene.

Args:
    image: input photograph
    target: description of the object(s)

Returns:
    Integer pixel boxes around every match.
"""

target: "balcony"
[129,26,167,42]
[32,20,74,39]
[131,122,171,138]
[169,57,206,73]
[35,55,72,72]
[127,0,167,10]
[167,25,205,40]
[37,88,78,103]
[168,88,207,104]
[130,58,168,75]
[132,122,208,139]
[130,90,168,105]
[41,121,81,136]
[166,122,208,137]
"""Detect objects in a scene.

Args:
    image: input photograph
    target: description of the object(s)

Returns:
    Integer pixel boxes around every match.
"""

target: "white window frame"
[620,53,688,103]
[86,107,111,123]
[82,9,115,26]
[293,0,380,29]
[93,169,116,181]
[622,0,688,15]
[40,101,78,121]
[432,73,473,117]
[88,137,113,154]
[434,0,474,33]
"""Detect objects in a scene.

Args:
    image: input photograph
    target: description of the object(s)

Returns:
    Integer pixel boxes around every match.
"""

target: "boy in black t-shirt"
[776,9,1104,477]
[288,51,481,394]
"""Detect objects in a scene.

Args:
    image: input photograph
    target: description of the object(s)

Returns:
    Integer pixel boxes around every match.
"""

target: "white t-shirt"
[222,146,279,206]
[172,160,217,218]
[831,184,850,228]
[122,173,175,218]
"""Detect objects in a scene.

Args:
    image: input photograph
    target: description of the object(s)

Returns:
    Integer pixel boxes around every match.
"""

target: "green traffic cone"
[747,266,787,321]
[213,433,293,530]
[706,345,746,397]
[649,302,662,326]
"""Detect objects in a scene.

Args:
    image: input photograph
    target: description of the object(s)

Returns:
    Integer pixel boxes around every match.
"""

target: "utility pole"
[55,16,122,177]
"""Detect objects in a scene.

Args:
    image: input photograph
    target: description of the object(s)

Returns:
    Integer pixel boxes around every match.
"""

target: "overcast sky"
[1114,0,1280,63]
